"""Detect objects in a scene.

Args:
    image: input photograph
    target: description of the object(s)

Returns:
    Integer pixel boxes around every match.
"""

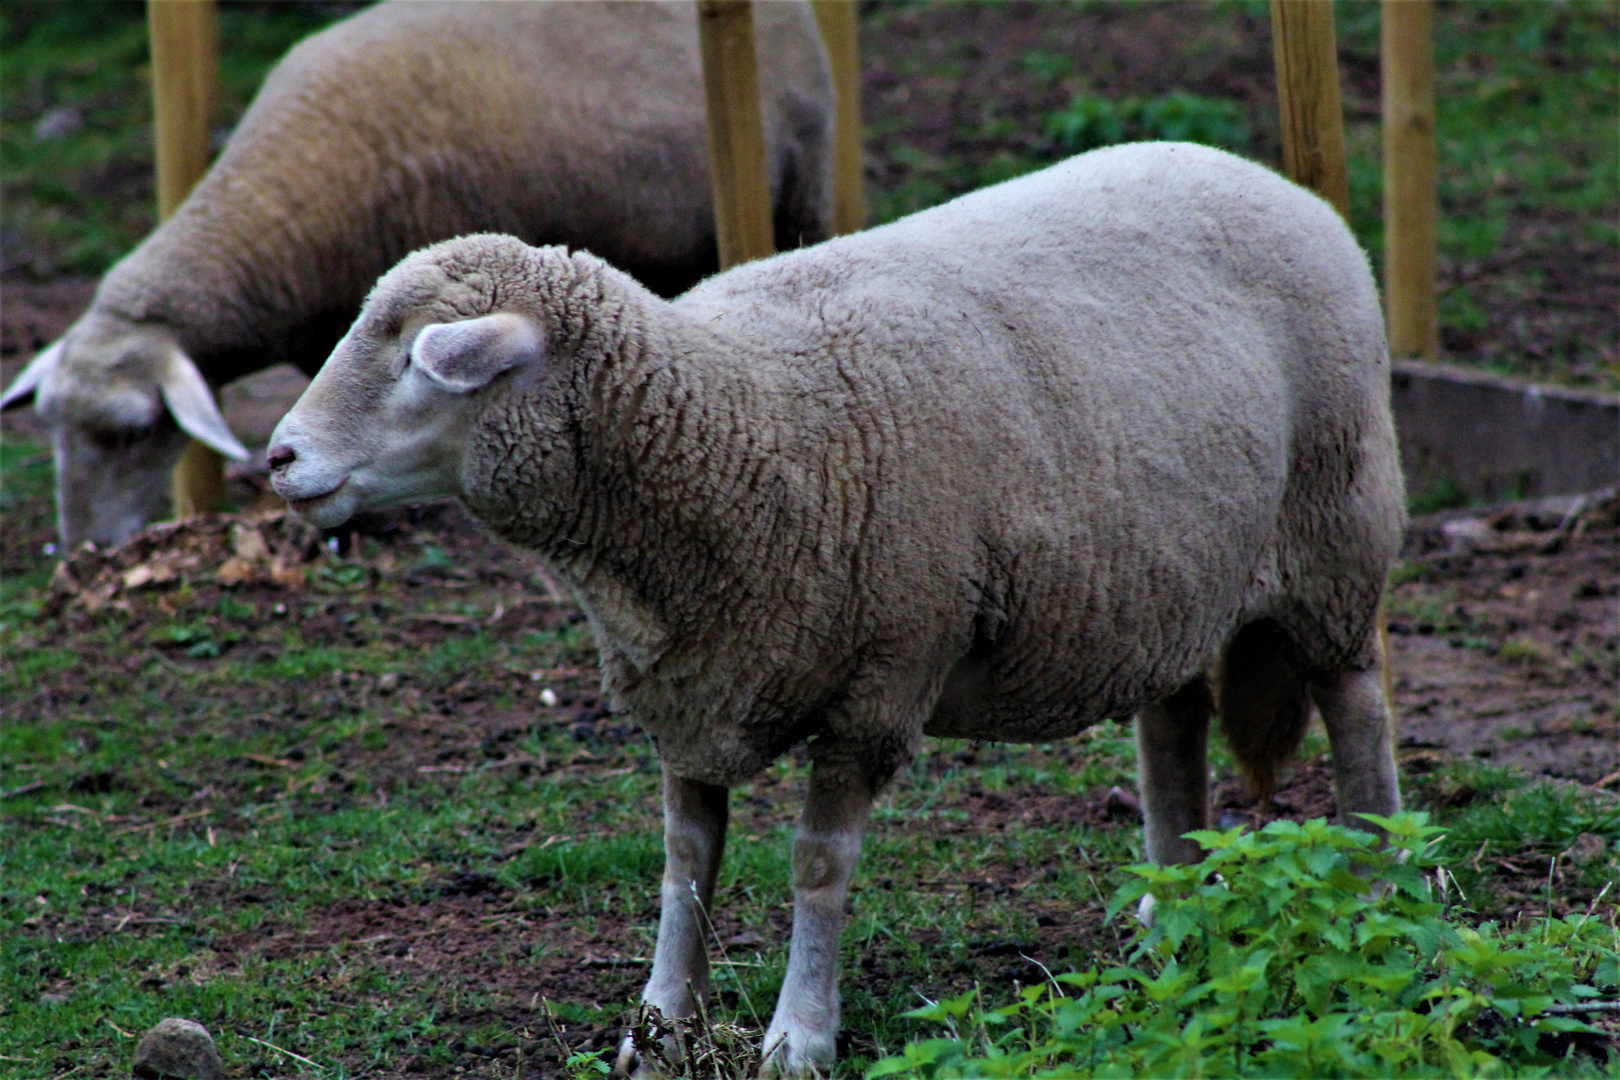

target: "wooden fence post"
[1270,0,1351,221]
[811,0,866,235]
[697,0,776,270]
[1271,0,1398,705]
[149,0,226,518]
[1383,0,1439,360]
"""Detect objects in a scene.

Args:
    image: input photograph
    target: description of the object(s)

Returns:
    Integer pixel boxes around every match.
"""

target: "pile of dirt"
[46,511,325,615]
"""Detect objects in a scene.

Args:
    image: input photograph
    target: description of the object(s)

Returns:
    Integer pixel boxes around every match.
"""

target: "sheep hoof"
[757,1026,834,1078]
[611,1036,643,1079]
[1136,892,1157,928]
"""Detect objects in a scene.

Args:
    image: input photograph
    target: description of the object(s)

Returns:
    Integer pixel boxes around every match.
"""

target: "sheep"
[2,0,833,548]
[264,141,1406,1076]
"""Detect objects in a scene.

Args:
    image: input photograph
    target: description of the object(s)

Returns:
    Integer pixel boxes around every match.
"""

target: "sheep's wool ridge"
[271,141,1407,1073]
[355,142,1405,788]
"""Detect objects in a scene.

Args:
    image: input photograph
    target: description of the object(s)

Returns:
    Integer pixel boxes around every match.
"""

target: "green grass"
[3,1,1613,385]
[0,429,1615,1075]
[1,1,355,276]
[861,0,1617,389]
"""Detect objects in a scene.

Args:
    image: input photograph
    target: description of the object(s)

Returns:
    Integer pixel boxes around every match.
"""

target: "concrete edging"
[1391,360,1619,503]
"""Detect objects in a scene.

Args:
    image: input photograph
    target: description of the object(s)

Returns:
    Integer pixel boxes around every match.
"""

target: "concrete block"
[1391,360,1619,503]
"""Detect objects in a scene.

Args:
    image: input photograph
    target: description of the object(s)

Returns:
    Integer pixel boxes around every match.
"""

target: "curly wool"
[357,142,1405,787]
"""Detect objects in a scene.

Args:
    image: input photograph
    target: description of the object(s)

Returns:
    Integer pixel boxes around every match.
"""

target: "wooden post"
[697,0,776,269]
[149,0,226,518]
[1270,0,1351,221]
[1383,0,1439,360]
[811,0,866,235]
[1271,1,1397,710]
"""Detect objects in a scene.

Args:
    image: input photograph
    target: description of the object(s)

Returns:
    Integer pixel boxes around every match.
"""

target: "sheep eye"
[88,424,153,452]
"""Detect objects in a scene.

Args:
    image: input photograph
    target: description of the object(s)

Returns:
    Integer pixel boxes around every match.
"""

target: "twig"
[404,613,475,626]
[147,647,189,675]
[581,954,650,967]
[243,1035,324,1070]
[1,780,46,800]
[1543,1001,1620,1015]
[111,809,211,836]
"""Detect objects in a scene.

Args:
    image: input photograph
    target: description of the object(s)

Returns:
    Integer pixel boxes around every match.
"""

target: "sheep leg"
[616,767,728,1076]
[1135,677,1214,865]
[759,757,876,1076]
[1310,661,1401,827]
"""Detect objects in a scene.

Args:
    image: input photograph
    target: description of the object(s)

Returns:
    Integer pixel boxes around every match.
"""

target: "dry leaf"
[231,523,270,561]
[121,563,176,590]
[216,556,257,586]
[50,561,80,596]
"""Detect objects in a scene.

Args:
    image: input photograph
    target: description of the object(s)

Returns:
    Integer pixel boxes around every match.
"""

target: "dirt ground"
[2,5,1616,1066]
[4,277,1615,795]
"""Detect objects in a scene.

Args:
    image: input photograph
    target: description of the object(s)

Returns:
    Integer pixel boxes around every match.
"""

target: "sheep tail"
[1217,619,1311,802]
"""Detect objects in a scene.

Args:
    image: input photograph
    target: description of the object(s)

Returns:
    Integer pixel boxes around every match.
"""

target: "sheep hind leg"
[759,756,877,1077]
[1310,655,1401,830]
[1134,675,1215,866]
[615,767,729,1078]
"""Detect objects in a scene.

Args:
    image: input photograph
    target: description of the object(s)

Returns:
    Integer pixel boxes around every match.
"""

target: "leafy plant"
[1045,92,1251,154]
[867,814,1617,1077]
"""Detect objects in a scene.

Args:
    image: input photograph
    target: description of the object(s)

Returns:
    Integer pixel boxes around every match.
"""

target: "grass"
[859,0,1617,388]
[2,431,1616,1077]
[3,2,1613,384]
[1,1,356,276]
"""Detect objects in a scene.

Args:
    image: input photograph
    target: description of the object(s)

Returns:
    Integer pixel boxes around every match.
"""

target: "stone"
[1565,832,1609,867]
[131,1018,224,1080]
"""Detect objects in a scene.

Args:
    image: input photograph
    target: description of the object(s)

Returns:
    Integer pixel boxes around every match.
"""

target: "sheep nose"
[266,444,297,471]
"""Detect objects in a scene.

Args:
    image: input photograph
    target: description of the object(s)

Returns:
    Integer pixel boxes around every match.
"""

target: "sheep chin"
[285,481,359,529]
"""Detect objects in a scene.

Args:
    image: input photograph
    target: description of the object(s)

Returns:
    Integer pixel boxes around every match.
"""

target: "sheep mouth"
[284,478,347,515]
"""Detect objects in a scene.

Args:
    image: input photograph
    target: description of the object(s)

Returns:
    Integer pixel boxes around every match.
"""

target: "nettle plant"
[870,813,1618,1078]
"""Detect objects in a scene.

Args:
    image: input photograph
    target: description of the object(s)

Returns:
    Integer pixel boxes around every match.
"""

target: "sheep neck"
[471,267,804,673]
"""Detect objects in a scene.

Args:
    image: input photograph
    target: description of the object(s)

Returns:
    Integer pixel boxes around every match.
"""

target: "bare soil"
[5,274,1614,797]
[857,1,1618,385]
[3,7,1617,1062]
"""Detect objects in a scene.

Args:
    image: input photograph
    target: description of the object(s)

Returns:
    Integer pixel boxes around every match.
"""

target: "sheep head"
[1,311,249,547]
[268,238,551,530]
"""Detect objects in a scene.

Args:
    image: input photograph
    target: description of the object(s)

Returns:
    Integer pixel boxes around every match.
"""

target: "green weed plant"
[1045,92,1251,155]
[867,813,1618,1078]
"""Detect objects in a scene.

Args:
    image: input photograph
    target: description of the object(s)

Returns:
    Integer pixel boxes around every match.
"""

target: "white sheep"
[265,142,1406,1076]
[2,0,832,548]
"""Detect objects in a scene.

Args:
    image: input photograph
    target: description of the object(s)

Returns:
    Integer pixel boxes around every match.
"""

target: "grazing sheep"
[265,142,1406,1076]
[2,0,833,548]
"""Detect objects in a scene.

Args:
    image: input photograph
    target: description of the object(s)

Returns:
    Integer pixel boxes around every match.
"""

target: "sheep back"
[95,0,833,379]
[642,143,1403,779]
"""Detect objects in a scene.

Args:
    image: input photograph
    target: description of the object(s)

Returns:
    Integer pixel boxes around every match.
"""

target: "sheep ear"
[158,349,250,461]
[1,340,64,410]
[409,313,547,394]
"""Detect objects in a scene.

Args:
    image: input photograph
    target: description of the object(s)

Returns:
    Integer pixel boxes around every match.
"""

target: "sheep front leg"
[759,759,876,1076]
[616,767,728,1076]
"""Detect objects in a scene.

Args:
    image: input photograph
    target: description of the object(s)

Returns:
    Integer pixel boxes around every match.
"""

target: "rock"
[1440,517,1496,554]
[1104,785,1143,822]
[33,105,83,141]
[1565,832,1609,867]
[131,1018,224,1080]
